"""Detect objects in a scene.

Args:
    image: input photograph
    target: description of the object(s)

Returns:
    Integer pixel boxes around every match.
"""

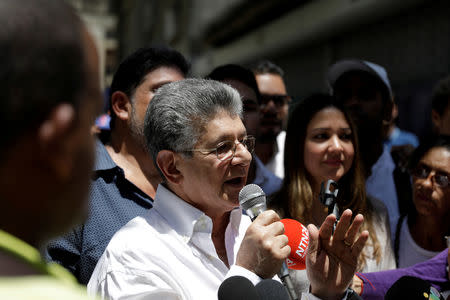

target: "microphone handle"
[278,262,298,300]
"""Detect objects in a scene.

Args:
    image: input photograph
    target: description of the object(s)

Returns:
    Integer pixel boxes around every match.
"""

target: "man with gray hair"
[88,79,369,300]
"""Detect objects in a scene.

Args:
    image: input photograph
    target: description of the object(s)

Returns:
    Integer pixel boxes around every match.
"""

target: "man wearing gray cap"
[327,59,399,235]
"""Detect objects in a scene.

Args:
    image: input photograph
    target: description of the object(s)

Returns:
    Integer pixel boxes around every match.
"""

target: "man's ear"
[37,103,77,181]
[111,91,132,121]
[432,109,441,130]
[156,150,183,185]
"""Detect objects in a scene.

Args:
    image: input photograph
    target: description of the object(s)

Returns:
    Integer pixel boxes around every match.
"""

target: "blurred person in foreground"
[269,94,395,293]
[208,64,282,196]
[88,79,369,300]
[432,76,450,136]
[0,0,102,298]
[46,47,189,284]
[253,60,292,179]
[327,59,400,235]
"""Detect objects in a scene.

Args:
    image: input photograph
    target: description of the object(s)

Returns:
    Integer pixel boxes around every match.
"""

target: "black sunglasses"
[259,94,290,108]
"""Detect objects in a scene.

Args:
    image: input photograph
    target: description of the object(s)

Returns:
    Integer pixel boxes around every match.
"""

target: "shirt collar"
[153,184,243,241]
[94,139,117,171]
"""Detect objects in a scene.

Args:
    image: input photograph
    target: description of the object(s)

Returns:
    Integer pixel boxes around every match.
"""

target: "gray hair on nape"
[144,78,243,170]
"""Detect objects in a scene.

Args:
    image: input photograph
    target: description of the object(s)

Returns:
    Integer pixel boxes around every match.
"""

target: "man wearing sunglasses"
[253,60,291,179]
[208,64,283,196]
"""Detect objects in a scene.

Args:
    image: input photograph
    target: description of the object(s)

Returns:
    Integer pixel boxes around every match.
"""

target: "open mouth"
[324,160,342,166]
[225,177,245,187]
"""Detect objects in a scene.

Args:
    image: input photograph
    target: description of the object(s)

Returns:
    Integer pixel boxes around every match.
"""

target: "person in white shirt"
[253,60,291,179]
[394,136,450,268]
[88,79,369,300]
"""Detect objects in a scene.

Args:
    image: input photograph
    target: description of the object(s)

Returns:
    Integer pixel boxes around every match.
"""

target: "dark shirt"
[252,155,282,196]
[46,139,153,285]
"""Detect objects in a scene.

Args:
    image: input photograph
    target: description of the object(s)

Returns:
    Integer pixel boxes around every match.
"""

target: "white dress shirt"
[265,131,285,179]
[88,184,261,300]
[88,185,334,300]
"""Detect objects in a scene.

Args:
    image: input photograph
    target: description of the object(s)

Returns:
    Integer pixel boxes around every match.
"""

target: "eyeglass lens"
[217,137,255,161]
[413,164,449,187]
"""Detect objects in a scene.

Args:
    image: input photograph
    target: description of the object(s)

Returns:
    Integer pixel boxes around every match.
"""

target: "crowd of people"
[1,0,449,299]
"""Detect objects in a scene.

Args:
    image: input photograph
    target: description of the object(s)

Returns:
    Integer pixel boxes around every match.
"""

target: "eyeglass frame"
[411,163,449,188]
[184,135,255,161]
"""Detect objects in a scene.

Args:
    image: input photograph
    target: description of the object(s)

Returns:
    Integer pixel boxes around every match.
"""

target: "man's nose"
[231,142,252,166]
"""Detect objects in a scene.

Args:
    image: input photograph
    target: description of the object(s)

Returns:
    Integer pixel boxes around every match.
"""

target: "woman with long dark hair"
[269,94,395,291]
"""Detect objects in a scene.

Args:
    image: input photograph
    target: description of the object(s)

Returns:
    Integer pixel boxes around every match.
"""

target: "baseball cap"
[327,59,393,100]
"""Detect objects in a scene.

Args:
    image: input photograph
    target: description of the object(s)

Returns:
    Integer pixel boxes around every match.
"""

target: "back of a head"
[207,64,261,101]
[108,46,190,129]
[144,78,242,172]
[0,0,85,153]
[252,60,284,77]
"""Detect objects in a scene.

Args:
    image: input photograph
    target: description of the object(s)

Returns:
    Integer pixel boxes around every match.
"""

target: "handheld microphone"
[218,276,260,300]
[319,179,339,233]
[255,279,290,300]
[280,219,309,270]
[319,180,339,216]
[239,184,267,221]
[239,184,298,300]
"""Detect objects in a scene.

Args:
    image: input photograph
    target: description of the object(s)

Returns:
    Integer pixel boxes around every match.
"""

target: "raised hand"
[306,209,369,300]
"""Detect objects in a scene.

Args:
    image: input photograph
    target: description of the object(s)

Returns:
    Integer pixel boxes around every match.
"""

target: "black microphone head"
[385,276,444,300]
[255,279,290,300]
[218,276,259,300]
[239,184,266,220]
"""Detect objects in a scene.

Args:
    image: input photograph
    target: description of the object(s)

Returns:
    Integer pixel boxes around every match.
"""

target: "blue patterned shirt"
[46,139,153,285]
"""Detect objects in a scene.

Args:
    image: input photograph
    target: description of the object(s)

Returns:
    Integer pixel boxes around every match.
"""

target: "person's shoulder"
[108,215,155,246]
[105,213,170,256]
[0,276,98,300]
[396,129,419,147]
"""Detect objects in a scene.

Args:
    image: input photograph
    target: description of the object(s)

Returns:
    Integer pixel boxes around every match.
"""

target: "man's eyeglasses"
[411,164,449,188]
[260,94,290,108]
[186,135,255,161]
